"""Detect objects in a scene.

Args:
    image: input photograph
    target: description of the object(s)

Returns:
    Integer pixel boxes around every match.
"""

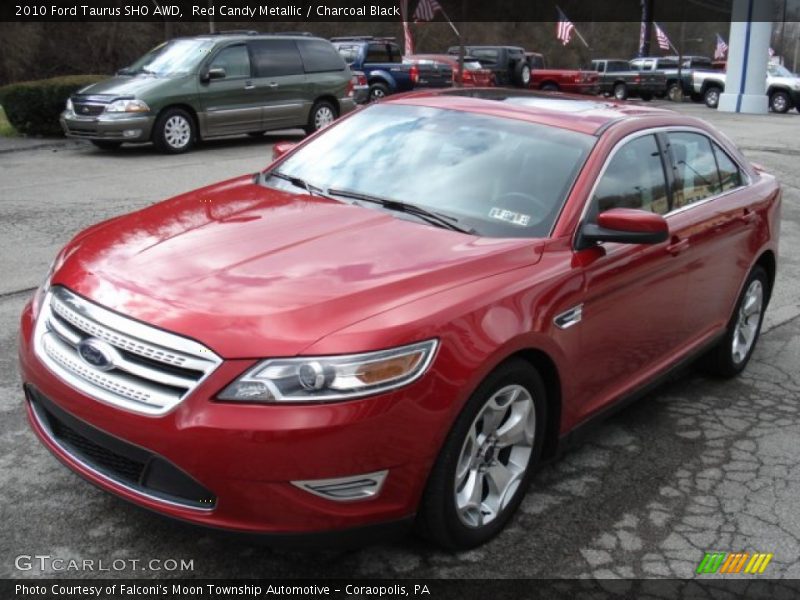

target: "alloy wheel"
[164,115,191,149]
[731,279,763,365]
[454,384,536,528]
[314,106,336,130]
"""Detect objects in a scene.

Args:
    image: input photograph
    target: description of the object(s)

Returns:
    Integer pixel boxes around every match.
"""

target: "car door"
[199,43,262,136]
[248,39,309,130]
[569,132,694,419]
[663,130,757,341]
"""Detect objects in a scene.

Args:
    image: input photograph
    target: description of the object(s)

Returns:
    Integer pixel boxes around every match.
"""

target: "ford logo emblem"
[77,338,118,372]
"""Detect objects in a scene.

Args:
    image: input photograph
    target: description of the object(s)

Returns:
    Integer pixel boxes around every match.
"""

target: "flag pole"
[437,6,464,86]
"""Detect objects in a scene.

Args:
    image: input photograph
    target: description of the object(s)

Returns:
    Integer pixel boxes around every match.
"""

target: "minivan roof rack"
[210,30,260,35]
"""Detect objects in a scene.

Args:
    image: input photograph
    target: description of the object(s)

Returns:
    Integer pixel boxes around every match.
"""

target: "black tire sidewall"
[418,358,547,550]
[153,108,195,154]
[770,92,790,113]
[305,101,337,134]
[614,83,628,100]
[705,88,720,108]
[369,83,389,101]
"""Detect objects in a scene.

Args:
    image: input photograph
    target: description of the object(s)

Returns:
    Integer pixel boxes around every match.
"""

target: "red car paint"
[404,54,495,87]
[19,91,780,537]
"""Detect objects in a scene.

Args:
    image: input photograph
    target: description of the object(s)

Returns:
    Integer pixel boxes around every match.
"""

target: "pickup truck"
[447,45,532,87]
[331,36,450,101]
[528,52,599,95]
[629,55,715,101]
[590,58,665,100]
[693,63,800,113]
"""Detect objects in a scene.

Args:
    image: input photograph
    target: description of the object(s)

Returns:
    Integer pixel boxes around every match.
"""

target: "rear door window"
[667,132,723,208]
[388,43,404,63]
[593,134,670,215]
[366,43,390,63]
[209,44,251,78]
[297,39,346,72]
[249,39,304,77]
[713,144,743,192]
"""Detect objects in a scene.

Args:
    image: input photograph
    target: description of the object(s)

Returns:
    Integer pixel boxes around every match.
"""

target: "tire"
[770,90,791,113]
[613,83,628,101]
[152,107,195,154]
[640,92,653,102]
[416,359,547,550]
[513,61,532,87]
[667,82,683,102]
[90,140,121,151]
[701,265,769,379]
[304,100,338,135]
[368,82,389,101]
[541,83,559,92]
[704,86,721,109]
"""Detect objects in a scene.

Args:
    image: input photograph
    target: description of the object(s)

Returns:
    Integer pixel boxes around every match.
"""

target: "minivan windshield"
[127,39,215,76]
[264,103,594,238]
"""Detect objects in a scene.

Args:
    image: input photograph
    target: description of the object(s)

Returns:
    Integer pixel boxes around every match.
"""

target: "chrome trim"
[35,286,222,416]
[292,470,388,502]
[28,398,214,512]
[554,304,583,330]
[571,125,753,250]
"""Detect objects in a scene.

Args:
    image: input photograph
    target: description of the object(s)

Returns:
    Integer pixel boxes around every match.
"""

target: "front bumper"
[60,110,155,143]
[18,300,443,537]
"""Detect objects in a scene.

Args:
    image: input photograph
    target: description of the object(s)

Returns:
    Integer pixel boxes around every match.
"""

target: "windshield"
[264,104,594,238]
[768,64,794,78]
[127,39,214,76]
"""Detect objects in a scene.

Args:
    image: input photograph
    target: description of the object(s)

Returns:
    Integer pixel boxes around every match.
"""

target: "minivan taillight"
[346,78,354,97]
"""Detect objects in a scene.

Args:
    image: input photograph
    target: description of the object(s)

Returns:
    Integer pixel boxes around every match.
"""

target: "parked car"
[447,45,532,87]
[60,32,356,153]
[693,63,800,112]
[529,53,599,95]
[331,36,437,100]
[591,58,666,100]
[630,55,715,101]
[23,89,779,550]
[403,54,494,87]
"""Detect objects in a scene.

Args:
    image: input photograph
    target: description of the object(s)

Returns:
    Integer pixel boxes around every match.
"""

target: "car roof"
[191,33,323,42]
[388,88,678,136]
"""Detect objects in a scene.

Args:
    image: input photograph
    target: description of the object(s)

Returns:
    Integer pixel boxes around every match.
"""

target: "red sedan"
[404,54,495,87]
[19,90,780,549]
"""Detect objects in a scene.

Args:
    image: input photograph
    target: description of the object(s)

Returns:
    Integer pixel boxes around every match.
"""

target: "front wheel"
[704,87,721,108]
[701,265,768,378]
[416,359,546,550]
[770,91,791,113]
[152,108,195,154]
[369,82,389,101]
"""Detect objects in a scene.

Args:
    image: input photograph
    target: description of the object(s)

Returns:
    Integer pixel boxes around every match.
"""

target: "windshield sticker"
[489,207,531,227]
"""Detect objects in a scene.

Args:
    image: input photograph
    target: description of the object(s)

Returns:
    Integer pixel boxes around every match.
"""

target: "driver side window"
[592,134,670,216]
[209,44,250,79]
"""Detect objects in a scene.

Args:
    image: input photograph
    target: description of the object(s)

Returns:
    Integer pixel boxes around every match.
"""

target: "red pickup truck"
[527,52,599,95]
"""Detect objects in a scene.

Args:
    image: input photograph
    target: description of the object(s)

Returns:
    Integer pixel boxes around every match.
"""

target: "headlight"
[65,98,74,113]
[218,340,438,403]
[32,253,62,319]
[105,99,150,113]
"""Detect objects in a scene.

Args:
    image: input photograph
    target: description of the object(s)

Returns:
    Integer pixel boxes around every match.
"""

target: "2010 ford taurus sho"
[19,89,781,549]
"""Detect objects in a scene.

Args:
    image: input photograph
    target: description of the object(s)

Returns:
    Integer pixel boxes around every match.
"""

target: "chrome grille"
[72,103,106,116]
[34,286,221,416]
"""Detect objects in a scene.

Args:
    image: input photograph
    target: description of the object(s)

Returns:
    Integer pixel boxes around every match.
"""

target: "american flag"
[401,0,414,54]
[556,7,574,46]
[654,22,672,51]
[413,0,442,21]
[714,34,728,60]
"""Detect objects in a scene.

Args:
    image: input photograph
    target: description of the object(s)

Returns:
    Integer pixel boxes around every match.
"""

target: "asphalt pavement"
[1,103,799,579]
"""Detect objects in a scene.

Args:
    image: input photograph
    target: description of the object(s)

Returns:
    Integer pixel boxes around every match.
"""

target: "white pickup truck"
[693,63,800,113]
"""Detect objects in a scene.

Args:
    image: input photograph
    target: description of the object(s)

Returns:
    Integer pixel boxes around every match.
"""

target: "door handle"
[244,81,255,90]
[738,209,758,225]
[666,237,690,256]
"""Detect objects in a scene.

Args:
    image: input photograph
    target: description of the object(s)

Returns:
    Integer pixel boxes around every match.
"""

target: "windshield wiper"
[269,171,331,199]
[327,188,473,234]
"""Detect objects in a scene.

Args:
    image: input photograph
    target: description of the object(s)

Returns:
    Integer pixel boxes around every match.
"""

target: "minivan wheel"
[417,359,546,550]
[701,265,768,378]
[90,140,122,151]
[613,83,628,100]
[770,91,791,113]
[304,101,338,135]
[153,108,195,154]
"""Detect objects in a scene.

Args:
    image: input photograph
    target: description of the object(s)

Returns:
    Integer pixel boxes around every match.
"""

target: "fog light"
[123,129,141,138]
[292,470,388,501]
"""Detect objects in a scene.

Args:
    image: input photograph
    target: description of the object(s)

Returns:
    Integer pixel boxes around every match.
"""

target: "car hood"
[75,75,179,99]
[54,176,543,358]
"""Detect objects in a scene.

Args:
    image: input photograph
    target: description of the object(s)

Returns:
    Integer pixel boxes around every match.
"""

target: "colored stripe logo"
[697,552,773,574]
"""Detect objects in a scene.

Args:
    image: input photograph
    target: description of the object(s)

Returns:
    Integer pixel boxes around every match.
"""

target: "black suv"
[447,46,532,87]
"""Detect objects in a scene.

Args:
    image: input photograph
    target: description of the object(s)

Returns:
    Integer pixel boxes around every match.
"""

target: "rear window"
[366,43,391,63]
[297,39,346,73]
[249,39,303,77]
[607,61,629,72]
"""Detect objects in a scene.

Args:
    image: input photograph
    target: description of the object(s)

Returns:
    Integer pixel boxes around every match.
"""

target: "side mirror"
[201,68,226,83]
[576,208,668,250]
[272,141,297,161]
[117,67,134,76]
